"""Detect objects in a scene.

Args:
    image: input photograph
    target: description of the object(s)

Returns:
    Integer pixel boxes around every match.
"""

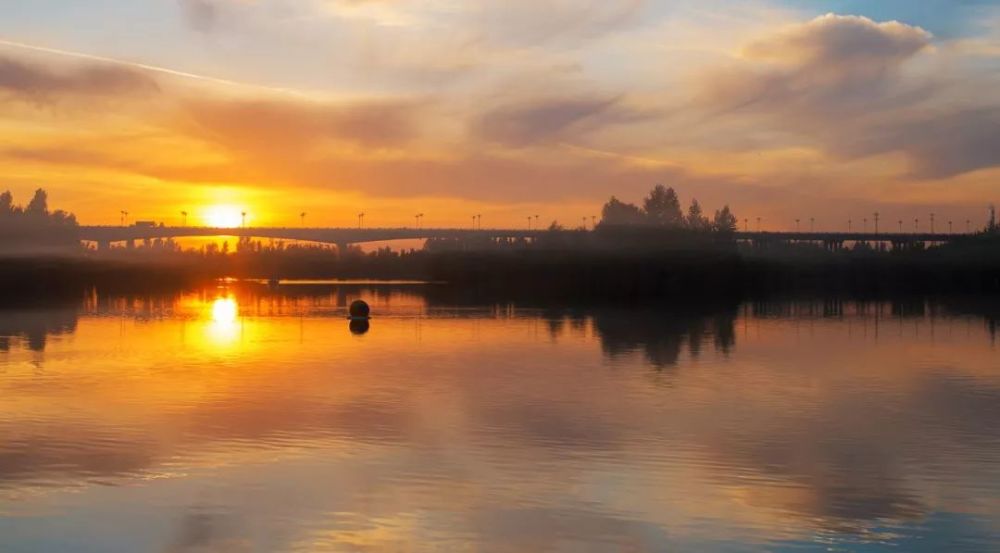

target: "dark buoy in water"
[348,300,370,334]
[349,300,370,320]
[349,319,370,335]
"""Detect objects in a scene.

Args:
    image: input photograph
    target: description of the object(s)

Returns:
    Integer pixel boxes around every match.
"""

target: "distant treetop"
[599,185,736,233]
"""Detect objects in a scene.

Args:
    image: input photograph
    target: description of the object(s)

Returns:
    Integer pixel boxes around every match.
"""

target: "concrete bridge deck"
[78,226,969,246]
[79,226,548,245]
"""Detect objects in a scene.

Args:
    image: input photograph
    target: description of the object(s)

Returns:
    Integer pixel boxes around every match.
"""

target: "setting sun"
[203,205,246,228]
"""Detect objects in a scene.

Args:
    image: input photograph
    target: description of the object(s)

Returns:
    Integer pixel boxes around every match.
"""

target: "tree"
[25,188,48,216]
[686,199,709,231]
[0,190,13,217]
[713,205,738,233]
[643,185,683,227]
[600,196,645,226]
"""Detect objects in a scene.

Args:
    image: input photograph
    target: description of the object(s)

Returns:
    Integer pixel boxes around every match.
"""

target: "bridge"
[733,231,966,250]
[79,226,547,249]
[78,225,970,250]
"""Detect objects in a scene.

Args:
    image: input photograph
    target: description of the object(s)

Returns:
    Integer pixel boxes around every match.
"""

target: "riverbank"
[2,235,999,302]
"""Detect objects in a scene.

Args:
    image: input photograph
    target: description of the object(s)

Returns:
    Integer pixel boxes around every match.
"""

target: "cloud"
[178,0,219,33]
[696,13,1000,179]
[744,13,931,66]
[0,54,159,102]
[178,95,428,154]
[700,14,933,119]
[471,95,642,147]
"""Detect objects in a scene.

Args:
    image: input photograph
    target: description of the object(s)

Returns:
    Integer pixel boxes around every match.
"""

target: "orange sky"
[0,2,998,230]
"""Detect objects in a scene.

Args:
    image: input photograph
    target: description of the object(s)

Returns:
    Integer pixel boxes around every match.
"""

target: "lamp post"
[756,217,761,232]
[795,218,800,232]
[930,213,935,234]
[810,217,815,232]
[591,215,597,228]
[241,211,247,228]
[863,218,867,233]
[898,220,903,233]
[874,212,879,235]
[967,219,971,233]
[744,218,749,232]
[181,211,188,227]
[300,212,306,227]
[848,219,852,233]
[583,217,588,230]
[914,218,919,233]
[949,220,953,234]
[527,216,532,231]
[358,212,365,229]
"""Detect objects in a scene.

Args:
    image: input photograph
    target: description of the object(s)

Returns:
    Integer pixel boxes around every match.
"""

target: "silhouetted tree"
[25,188,48,217]
[686,199,709,231]
[0,190,14,217]
[600,196,645,226]
[643,185,683,227]
[713,205,738,233]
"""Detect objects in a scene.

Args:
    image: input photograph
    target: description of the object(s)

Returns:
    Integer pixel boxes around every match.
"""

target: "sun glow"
[207,297,241,346]
[203,205,246,228]
[212,297,238,324]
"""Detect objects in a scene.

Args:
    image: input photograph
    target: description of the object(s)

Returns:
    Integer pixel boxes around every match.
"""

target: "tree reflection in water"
[0,306,78,352]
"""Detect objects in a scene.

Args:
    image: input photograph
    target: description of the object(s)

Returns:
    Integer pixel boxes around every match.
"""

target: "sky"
[0,0,998,229]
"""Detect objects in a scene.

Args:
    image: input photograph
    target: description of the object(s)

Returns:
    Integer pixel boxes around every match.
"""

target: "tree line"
[600,185,738,232]
[1,188,78,227]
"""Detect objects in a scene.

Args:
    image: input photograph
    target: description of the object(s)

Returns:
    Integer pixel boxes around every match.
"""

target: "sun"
[203,205,245,228]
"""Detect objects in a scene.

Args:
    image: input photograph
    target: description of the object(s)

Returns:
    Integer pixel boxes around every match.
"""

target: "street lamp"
[898,220,903,233]
[874,212,879,235]
[181,211,188,227]
[358,212,365,229]
[914,218,919,232]
[756,217,761,232]
[300,212,306,227]
[863,218,867,233]
[527,216,532,231]
[848,219,852,232]
[949,220,953,234]
[930,213,935,234]
[810,217,814,232]
[795,218,800,232]
[744,218,749,232]
[241,211,247,228]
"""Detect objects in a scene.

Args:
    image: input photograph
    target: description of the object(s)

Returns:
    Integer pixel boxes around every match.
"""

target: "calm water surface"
[0,284,998,552]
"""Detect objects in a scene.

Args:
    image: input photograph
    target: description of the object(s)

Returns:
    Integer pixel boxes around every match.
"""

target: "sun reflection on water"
[207,297,240,345]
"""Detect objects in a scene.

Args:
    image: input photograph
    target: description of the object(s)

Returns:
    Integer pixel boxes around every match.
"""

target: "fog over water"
[0,283,997,552]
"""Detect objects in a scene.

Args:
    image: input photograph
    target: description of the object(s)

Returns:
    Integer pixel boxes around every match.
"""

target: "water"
[0,283,998,552]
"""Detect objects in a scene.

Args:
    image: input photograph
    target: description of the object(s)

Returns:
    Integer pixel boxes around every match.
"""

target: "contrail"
[0,37,304,95]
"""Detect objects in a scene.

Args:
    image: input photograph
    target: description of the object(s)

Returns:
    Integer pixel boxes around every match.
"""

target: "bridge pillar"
[97,240,110,251]
[337,243,351,257]
[126,239,135,249]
